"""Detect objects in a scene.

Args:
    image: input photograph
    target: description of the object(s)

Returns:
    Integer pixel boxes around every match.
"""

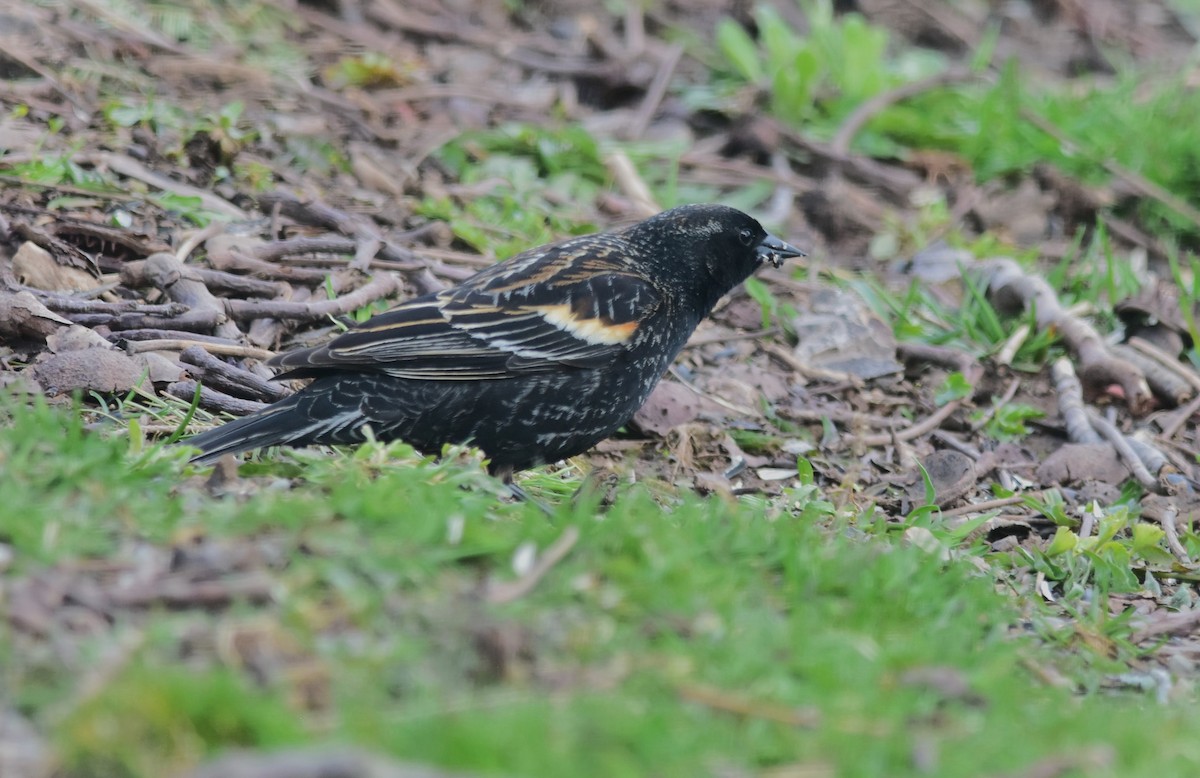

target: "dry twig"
[223,273,401,323]
[485,526,581,604]
[168,379,270,416]
[180,346,291,403]
[1051,358,1102,444]
[977,258,1152,414]
[122,338,274,360]
[677,683,820,728]
[1084,409,1160,491]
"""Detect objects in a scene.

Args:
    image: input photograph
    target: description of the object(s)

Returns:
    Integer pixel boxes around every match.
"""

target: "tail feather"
[185,395,309,464]
[186,376,381,464]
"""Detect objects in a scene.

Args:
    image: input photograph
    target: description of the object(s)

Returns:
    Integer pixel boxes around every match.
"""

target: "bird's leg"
[570,465,620,510]
[491,464,554,516]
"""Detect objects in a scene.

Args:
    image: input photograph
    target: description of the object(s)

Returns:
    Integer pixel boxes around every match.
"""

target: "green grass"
[708,1,1200,242]
[7,0,1200,774]
[2,402,1199,776]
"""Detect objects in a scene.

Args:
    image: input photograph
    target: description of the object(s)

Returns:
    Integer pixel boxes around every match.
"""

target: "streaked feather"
[272,236,660,381]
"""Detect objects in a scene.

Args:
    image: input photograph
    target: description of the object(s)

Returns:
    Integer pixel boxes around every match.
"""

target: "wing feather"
[270,236,660,381]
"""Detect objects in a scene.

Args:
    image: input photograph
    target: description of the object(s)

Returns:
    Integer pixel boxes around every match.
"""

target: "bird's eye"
[737,228,755,247]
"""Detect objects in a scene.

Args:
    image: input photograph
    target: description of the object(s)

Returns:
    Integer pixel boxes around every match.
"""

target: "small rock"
[32,348,148,396]
[1036,443,1128,486]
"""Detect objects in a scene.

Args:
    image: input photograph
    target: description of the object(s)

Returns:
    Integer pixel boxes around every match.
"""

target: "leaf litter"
[4,0,1200,772]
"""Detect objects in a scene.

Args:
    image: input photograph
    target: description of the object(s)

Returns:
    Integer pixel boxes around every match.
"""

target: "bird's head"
[624,204,806,311]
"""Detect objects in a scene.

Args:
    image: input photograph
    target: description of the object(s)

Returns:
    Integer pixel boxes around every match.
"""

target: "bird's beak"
[755,233,807,268]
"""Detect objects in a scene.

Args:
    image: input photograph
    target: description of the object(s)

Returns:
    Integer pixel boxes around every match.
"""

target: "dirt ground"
[4,1,1200,769]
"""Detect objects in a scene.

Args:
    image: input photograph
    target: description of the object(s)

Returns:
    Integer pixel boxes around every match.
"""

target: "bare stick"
[1051,358,1102,444]
[764,343,861,385]
[832,68,972,157]
[190,267,288,298]
[486,526,580,604]
[677,683,820,728]
[223,273,400,323]
[848,400,966,448]
[124,339,275,361]
[30,296,189,317]
[1128,336,1200,392]
[73,309,222,332]
[175,223,225,262]
[179,346,290,402]
[939,492,1048,519]
[81,152,248,219]
[1110,344,1192,407]
[1084,409,1160,491]
[627,43,683,140]
[1158,506,1192,566]
[605,151,660,218]
[1132,608,1200,643]
[1159,392,1200,440]
[121,252,243,341]
[1021,107,1200,235]
[977,258,1152,414]
[167,380,269,416]
[970,377,1021,433]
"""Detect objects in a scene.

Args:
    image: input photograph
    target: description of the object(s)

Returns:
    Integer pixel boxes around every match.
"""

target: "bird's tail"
[185,394,309,464]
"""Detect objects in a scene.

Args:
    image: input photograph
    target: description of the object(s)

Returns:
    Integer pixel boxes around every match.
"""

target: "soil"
[3,1,1200,765]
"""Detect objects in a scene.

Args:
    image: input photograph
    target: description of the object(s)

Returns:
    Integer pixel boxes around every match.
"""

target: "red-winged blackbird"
[187,204,804,479]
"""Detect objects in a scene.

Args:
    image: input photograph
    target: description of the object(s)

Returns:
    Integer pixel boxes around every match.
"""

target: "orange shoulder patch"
[531,304,639,345]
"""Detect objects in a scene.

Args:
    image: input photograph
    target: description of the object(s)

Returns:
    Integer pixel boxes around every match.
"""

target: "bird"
[186,204,805,484]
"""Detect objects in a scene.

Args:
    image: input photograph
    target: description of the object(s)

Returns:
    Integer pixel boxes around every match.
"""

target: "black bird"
[186,204,804,481]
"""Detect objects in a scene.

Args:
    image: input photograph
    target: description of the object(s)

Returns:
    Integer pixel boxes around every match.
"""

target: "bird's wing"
[271,240,661,381]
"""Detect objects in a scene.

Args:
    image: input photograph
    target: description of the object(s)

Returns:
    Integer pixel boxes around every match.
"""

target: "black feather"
[186,204,805,475]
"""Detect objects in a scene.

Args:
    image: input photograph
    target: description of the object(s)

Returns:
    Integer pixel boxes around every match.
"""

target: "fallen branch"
[121,337,274,361]
[80,152,249,220]
[831,68,972,158]
[184,747,479,778]
[180,346,291,403]
[969,376,1021,434]
[1128,336,1200,393]
[31,296,188,317]
[1131,607,1200,644]
[1157,505,1192,566]
[223,273,401,323]
[485,526,581,605]
[205,236,344,284]
[848,401,964,449]
[605,150,660,218]
[1051,359,1102,444]
[191,267,288,298]
[765,342,862,385]
[677,682,820,728]
[1020,107,1200,236]
[1084,409,1160,492]
[120,252,242,341]
[107,571,275,607]
[1158,393,1200,440]
[256,191,427,267]
[939,492,1049,519]
[626,42,683,140]
[167,379,270,416]
[976,258,1153,415]
[1110,343,1191,407]
[78,309,222,332]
